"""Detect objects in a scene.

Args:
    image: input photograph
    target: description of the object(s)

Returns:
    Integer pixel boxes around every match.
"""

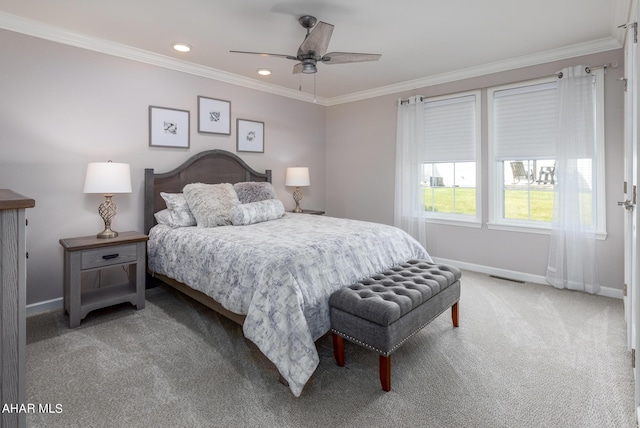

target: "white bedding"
[148,213,430,396]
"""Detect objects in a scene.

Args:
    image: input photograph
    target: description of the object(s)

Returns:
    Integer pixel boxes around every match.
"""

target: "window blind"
[493,81,557,160]
[423,94,477,162]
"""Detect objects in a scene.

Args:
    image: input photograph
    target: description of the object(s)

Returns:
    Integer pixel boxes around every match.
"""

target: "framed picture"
[198,96,231,135]
[236,119,265,153]
[149,106,190,148]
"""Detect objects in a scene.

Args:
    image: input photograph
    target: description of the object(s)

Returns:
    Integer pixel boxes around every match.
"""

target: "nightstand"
[59,231,148,328]
[297,209,325,215]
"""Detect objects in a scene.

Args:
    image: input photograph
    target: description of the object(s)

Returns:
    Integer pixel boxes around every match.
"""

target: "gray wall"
[0,29,326,305]
[326,49,625,291]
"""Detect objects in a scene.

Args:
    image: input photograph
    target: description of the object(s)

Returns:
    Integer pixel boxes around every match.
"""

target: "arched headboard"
[144,149,272,234]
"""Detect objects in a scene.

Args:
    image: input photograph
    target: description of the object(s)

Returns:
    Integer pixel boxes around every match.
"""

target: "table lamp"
[83,161,132,238]
[285,167,310,213]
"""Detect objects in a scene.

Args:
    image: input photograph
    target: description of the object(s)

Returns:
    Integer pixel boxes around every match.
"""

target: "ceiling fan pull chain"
[314,73,317,102]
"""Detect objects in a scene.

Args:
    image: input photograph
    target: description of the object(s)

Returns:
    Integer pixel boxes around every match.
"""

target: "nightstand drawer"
[81,244,138,270]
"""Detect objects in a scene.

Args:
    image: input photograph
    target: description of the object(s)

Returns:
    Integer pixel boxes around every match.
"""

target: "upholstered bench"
[329,259,461,391]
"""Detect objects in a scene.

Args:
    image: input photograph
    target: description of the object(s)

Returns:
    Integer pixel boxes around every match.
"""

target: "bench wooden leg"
[452,302,459,327]
[333,333,345,367]
[379,355,391,392]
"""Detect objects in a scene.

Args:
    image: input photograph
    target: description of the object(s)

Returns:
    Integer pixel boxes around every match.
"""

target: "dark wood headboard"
[144,149,272,234]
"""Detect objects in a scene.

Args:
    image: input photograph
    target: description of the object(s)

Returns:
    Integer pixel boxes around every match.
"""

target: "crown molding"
[326,37,622,106]
[0,11,621,107]
[0,12,329,106]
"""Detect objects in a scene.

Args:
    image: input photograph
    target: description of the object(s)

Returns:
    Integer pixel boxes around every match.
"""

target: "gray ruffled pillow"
[234,182,278,204]
[160,192,196,227]
[183,183,240,227]
[230,199,285,226]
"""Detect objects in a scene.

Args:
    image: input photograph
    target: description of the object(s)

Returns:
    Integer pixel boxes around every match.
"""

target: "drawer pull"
[102,253,119,260]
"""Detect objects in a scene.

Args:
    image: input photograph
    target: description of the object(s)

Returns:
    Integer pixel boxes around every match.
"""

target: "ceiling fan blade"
[229,50,297,60]
[298,21,334,57]
[321,52,382,64]
[293,63,303,74]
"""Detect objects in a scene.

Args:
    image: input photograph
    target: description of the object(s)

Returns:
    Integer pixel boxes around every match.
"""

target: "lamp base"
[97,194,119,239]
[96,228,118,239]
[292,187,303,213]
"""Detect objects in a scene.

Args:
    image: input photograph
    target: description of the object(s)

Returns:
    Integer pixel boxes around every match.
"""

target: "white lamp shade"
[285,167,310,187]
[83,162,132,194]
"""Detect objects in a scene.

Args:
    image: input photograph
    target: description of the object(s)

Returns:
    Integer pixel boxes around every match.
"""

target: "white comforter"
[148,213,429,396]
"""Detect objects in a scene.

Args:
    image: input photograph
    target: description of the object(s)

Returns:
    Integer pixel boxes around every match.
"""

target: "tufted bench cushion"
[329,259,461,391]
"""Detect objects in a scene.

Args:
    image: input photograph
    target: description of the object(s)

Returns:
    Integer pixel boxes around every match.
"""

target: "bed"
[144,149,430,396]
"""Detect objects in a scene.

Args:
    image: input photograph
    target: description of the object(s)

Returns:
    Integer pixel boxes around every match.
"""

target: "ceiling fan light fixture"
[172,43,192,53]
[302,63,316,74]
[257,68,271,76]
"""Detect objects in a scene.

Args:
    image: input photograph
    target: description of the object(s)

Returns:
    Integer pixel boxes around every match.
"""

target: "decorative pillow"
[154,209,174,227]
[160,192,196,227]
[230,199,285,226]
[233,181,278,204]
[183,183,240,227]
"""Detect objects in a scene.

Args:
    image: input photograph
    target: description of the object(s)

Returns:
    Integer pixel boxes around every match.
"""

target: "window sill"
[487,222,607,240]
[424,216,482,228]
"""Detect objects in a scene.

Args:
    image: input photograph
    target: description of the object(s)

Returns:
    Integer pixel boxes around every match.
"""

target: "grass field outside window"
[503,189,555,222]
[424,187,476,215]
[425,187,557,222]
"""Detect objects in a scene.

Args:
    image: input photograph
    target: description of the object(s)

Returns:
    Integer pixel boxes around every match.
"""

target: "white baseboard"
[26,297,63,317]
[431,257,623,300]
[24,260,623,316]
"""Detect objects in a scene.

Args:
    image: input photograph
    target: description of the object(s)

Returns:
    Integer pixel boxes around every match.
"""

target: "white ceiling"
[0,0,633,103]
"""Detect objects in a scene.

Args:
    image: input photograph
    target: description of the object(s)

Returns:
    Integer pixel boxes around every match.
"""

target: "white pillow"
[183,183,240,227]
[154,208,196,229]
[159,192,196,227]
[230,199,285,226]
[154,209,174,227]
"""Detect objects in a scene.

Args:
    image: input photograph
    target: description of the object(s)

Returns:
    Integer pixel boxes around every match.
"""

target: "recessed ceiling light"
[257,68,271,76]
[172,43,192,53]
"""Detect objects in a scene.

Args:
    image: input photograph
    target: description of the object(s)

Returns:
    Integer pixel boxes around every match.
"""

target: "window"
[487,71,606,236]
[421,91,481,225]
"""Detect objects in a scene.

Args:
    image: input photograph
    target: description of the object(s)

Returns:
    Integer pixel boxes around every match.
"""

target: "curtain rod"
[399,96,425,105]
[399,61,618,103]
[555,62,617,79]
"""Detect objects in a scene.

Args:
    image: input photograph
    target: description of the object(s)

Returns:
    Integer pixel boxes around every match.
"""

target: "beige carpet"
[26,270,636,427]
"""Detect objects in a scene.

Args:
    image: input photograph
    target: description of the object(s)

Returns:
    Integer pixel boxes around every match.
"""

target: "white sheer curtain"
[394,96,427,247]
[546,66,600,294]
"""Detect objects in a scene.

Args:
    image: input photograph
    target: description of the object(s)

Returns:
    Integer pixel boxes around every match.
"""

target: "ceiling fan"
[230,15,381,74]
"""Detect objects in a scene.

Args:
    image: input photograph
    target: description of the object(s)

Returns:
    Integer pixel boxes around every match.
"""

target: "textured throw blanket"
[148,213,429,396]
